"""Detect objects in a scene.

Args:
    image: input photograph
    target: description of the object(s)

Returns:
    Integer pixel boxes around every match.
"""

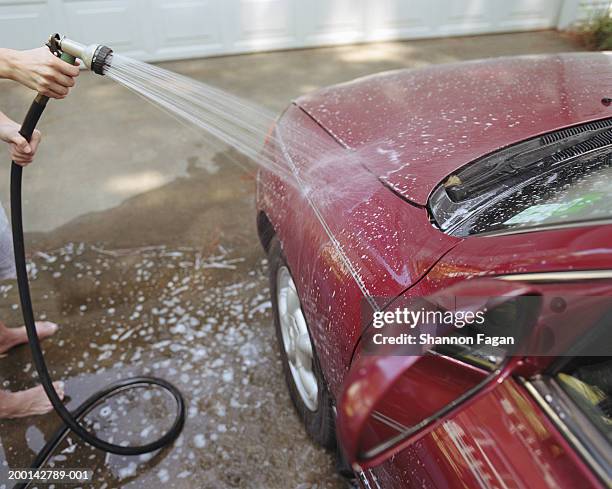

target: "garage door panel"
[364,0,436,41]
[59,0,146,56]
[150,0,224,58]
[437,0,497,35]
[0,0,53,50]
[497,0,561,29]
[301,0,365,45]
[233,0,297,51]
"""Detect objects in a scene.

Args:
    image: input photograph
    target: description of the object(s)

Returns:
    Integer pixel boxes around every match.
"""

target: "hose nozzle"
[48,33,113,75]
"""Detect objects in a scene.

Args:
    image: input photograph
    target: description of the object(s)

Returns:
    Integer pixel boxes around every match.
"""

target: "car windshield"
[464,149,612,235]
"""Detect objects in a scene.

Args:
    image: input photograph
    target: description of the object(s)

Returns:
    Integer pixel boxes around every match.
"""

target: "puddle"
[0,243,341,488]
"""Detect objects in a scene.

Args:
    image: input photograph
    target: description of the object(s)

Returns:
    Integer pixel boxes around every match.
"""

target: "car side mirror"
[337,278,542,470]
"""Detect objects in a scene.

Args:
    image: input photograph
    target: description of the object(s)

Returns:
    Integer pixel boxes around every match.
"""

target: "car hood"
[295,52,612,206]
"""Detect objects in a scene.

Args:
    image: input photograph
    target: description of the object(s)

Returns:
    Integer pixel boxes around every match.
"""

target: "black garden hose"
[10,95,185,488]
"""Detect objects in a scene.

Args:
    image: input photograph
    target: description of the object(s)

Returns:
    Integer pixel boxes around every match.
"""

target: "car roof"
[295,52,612,206]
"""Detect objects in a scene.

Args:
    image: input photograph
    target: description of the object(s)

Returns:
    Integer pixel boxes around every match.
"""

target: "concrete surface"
[0,30,582,488]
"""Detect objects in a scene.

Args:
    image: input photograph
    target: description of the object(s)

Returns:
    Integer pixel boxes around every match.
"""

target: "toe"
[35,321,58,339]
[52,381,65,401]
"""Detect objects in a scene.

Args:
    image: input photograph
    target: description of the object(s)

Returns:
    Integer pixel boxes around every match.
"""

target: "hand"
[0,118,41,166]
[10,47,79,99]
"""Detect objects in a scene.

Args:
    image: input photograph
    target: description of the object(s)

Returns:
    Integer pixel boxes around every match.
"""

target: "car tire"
[268,236,336,450]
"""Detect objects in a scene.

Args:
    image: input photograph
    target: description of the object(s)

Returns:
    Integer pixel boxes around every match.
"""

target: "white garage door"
[0,0,569,62]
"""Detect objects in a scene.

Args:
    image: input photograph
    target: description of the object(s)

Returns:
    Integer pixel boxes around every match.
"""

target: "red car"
[256,52,612,488]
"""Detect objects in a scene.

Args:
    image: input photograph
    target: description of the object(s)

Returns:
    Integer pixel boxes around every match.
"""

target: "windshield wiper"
[446,126,612,201]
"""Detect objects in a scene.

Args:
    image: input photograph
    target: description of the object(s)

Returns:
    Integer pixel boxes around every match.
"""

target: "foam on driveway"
[0,242,340,487]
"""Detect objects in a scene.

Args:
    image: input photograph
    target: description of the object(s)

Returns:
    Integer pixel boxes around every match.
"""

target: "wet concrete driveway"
[0,153,342,488]
[0,31,580,488]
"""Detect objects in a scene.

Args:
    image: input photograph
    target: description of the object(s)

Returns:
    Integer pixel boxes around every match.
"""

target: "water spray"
[10,34,185,488]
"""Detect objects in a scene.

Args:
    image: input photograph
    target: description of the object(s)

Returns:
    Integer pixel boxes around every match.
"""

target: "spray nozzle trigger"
[46,33,63,58]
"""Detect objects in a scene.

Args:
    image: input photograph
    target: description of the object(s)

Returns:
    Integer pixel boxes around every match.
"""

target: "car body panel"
[257,104,460,394]
[350,224,612,366]
[296,53,612,205]
[421,224,612,288]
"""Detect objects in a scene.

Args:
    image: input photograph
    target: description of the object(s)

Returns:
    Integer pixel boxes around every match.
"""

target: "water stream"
[104,54,378,308]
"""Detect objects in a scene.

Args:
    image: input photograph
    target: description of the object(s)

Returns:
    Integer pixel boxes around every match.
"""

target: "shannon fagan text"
[372,333,514,347]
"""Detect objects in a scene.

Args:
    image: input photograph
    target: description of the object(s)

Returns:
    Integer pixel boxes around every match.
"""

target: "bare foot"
[0,321,58,355]
[0,381,64,418]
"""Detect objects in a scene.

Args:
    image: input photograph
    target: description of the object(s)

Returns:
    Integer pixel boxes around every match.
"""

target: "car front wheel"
[268,237,335,449]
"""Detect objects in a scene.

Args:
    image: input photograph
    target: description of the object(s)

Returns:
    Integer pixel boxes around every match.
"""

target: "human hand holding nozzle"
[0,34,110,167]
[0,46,80,99]
[0,33,113,102]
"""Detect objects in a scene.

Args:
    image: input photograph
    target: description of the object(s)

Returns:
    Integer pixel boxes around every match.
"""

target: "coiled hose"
[10,95,185,489]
